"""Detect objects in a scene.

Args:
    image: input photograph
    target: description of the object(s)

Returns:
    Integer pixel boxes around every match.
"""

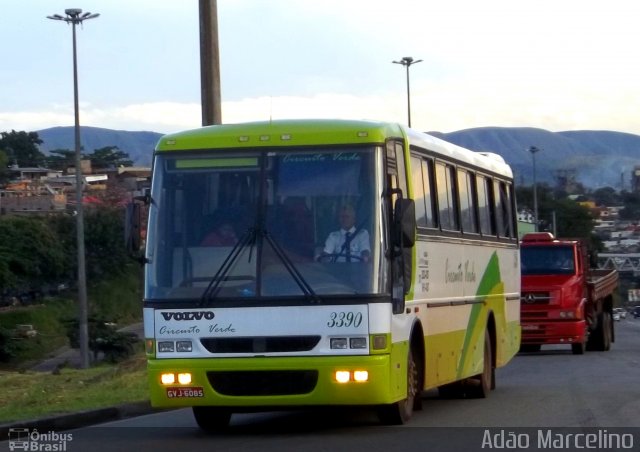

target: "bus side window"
[476,175,496,236]
[458,168,478,234]
[435,162,459,231]
[494,180,513,238]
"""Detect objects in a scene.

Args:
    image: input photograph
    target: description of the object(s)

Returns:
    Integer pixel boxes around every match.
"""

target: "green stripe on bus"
[176,157,258,169]
[457,251,501,378]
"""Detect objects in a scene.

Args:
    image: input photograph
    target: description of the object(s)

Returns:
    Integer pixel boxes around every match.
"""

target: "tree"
[0,150,8,184]
[45,149,78,172]
[517,185,596,243]
[87,146,133,170]
[0,216,67,291]
[0,130,45,167]
[592,186,621,207]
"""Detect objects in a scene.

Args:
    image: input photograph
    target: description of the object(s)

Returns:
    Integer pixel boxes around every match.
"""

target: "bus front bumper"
[147,354,400,409]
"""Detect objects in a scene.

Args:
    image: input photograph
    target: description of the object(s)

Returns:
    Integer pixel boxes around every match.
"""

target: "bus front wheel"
[192,406,232,433]
[377,345,420,425]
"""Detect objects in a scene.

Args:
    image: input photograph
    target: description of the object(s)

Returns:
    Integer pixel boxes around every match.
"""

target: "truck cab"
[520,232,617,354]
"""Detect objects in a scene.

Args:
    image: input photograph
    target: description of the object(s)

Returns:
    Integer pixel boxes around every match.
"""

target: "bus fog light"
[176,341,192,352]
[158,341,174,353]
[335,371,350,383]
[372,335,387,350]
[350,337,367,349]
[177,373,192,384]
[331,338,348,349]
[160,373,175,385]
[353,370,369,382]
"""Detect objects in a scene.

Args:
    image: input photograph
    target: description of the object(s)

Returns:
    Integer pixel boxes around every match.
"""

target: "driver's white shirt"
[323,227,370,261]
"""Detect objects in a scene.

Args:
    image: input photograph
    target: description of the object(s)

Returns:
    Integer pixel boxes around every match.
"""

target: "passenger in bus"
[319,204,370,262]
[201,220,238,246]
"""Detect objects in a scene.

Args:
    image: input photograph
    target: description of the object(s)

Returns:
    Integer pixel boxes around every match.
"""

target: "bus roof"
[156,119,402,151]
[155,119,513,178]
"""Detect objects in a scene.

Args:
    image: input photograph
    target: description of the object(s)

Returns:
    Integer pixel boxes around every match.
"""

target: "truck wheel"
[192,406,232,433]
[602,312,612,351]
[571,341,586,355]
[519,344,541,353]
[588,311,612,352]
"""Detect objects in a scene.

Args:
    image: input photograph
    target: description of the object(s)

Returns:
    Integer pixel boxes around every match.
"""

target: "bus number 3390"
[327,311,363,328]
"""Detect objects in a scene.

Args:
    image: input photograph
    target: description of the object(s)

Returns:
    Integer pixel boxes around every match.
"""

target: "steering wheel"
[317,253,364,263]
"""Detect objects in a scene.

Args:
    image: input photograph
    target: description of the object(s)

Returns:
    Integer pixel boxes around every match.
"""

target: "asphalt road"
[3,320,640,452]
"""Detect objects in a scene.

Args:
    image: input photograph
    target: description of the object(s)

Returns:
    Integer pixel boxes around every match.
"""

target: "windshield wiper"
[199,226,321,305]
[261,229,321,303]
[200,227,256,306]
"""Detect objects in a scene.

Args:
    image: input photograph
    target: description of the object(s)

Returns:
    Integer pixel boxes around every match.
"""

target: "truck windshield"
[521,245,575,275]
[144,147,384,302]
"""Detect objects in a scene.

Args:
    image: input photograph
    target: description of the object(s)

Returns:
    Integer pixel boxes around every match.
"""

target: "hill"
[36,126,161,166]
[34,125,640,189]
[431,127,640,189]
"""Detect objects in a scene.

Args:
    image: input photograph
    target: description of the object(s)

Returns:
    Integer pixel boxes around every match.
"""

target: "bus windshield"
[520,245,576,276]
[145,147,383,302]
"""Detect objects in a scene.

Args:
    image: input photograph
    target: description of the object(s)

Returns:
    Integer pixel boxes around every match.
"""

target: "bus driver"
[319,204,370,262]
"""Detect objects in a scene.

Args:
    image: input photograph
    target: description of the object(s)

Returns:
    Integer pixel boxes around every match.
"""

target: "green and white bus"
[136,119,520,431]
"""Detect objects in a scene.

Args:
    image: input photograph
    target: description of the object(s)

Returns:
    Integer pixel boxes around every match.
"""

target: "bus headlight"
[160,373,176,385]
[330,338,348,349]
[335,371,351,383]
[158,341,175,353]
[353,370,369,382]
[176,341,193,352]
[177,373,192,384]
[349,337,367,349]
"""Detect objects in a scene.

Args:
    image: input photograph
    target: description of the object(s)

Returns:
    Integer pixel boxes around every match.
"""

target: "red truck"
[519,232,618,354]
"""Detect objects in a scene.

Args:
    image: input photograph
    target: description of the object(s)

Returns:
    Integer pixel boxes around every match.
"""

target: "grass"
[0,267,148,423]
[0,352,149,423]
[0,267,143,369]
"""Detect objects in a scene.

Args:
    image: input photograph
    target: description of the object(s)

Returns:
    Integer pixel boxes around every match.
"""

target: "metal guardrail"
[598,253,640,273]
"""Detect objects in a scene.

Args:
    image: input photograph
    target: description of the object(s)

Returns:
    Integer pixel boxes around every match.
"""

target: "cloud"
[1,81,639,136]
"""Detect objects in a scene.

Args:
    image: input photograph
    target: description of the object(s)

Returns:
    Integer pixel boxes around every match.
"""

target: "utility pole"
[528,146,542,233]
[392,56,422,127]
[47,8,99,369]
[199,0,222,125]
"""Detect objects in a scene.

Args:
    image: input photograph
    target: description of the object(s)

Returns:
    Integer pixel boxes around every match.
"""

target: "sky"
[2,0,640,136]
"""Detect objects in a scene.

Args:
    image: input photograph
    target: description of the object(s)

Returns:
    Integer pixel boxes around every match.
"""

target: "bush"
[0,328,20,362]
[63,316,139,364]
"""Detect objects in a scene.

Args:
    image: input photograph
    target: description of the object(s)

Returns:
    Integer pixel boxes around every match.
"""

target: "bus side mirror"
[394,198,416,248]
[125,202,142,255]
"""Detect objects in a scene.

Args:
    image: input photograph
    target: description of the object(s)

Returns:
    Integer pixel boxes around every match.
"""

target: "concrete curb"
[0,401,156,438]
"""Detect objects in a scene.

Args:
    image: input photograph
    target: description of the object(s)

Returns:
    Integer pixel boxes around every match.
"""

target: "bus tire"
[192,406,232,433]
[377,345,419,425]
[467,330,493,399]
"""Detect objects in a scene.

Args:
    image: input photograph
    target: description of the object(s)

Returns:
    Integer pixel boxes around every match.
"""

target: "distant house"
[8,165,62,181]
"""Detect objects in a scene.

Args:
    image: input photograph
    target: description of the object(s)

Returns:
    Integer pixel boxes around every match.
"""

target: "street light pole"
[47,8,99,369]
[199,0,222,126]
[528,146,541,232]
[392,56,422,127]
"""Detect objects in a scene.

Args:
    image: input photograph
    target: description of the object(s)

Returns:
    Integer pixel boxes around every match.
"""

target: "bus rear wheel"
[467,330,493,399]
[192,406,232,433]
[377,345,420,425]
